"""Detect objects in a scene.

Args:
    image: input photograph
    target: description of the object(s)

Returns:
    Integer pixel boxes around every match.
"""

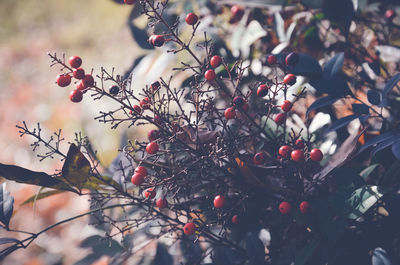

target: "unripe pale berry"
[134,166,148,177]
[70,89,83,103]
[253,152,265,165]
[68,56,82,69]
[274,113,286,125]
[279,201,292,214]
[183,222,196,235]
[131,173,145,186]
[299,201,311,214]
[281,100,293,112]
[267,55,277,65]
[285,52,299,66]
[283,74,296,86]
[279,145,292,158]
[73,68,85,80]
[310,148,323,162]
[185,13,198,25]
[146,142,159,154]
[224,107,236,120]
[213,195,226,208]
[56,74,71,87]
[232,215,239,224]
[156,198,168,209]
[291,149,305,162]
[144,188,156,199]
[257,84,268,97]
[205,69,216,81]
[210,55,222,68]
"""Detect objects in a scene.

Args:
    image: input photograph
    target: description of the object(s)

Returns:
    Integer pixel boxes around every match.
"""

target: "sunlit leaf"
[346,185,387,219]
[61,144,91,190]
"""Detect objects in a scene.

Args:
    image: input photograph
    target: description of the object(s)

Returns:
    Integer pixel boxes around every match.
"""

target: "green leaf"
[61,144,91,190]
[20,190,66,206]
[0,183,14,228]
[0,163,77,193]
[359,164,379,181]
[346,185,388,219]
[382,161,400,187]
[294,239,319,265]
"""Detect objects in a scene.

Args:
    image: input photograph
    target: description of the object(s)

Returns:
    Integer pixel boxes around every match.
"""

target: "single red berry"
[205,69,216,81]
[214,195,226,208]
[131,173,145,186]
[109,85,119,95]
[283,74,296,86]
[230,5,244,23]
[232,215,239,225]
[291,149,305,162]
[257,84,269,97]
[310,148,323,162]
[253,152,265,165]
[279,201,292,214]
[148,35,156,45]
[232,96,245,108]
[68,56,82,69]
[224,107,236,120]
[76,81,85,92]
[281,100,293,112]
[279,145,292,159]
[295,139,305,149]
[148,130,159,141]
[151,35,165,47]
[299,201,311,214]
[156,198,168,209]
[274,113,286,125]
[144,188,156,199]
[151,81,161,92]
[242,102,249,112]
[69,89,83,103]
[385,9,395,20]
[146,142,159,155]
[285,52,299,66]
[140,97,151,109]
[134,166,148,177]
[154,115,161,124]
[185,12,198,25]
[56,74,71,87]
[267,55,277,65]
[82,74,94,88]
[132,105,142,114]
[73,68,85,80]
[183,222,196,235]
[210,55,222,68]
[124,0,135,4]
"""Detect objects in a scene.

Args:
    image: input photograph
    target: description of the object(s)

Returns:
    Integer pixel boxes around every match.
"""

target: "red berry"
[82,74,94,88]
[213,195,226,208]
[146,142,159,155]
[56,74,71,87]
[242,102,249,112]
[151,35,165,47]
[131,173,145,186]
[124,0,135,4]
[183,222,196,235]
[132,105,142,114]
[285,52,299,66]
[109,85,119,95]
[140,97,151,109]
[281,100,293,112]
[257,84,269,97]
[267,55,277,65]
[232,215,239,225]
[279,201,292,214]
[154,115,162,124]
[274,113,286,125]
[68,56,82,69]
[385,9,395,20]
[310,148,323,162]
[73,68,85,80]
[144,188,156,199]
[151,81,161,92]
[210,55,222,68]
[76,81,85,92]
[185,13,198,25]
[295,139,305,149]
[156,198,168,209]
[205,69,216,81]
[148,35,156,45]
[134,166,148,177]
[148,130,159,141]
[224,107,236,120]
[253,152,265,165]
[232,96,245,108]
[283,74,296,86]
[299,201,311,214]
[291,149,305,162]
[230,5,244,23]
[279,145,292,158]
[69,89,83,103]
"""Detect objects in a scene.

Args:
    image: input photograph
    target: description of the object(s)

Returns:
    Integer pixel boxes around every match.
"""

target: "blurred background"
[0,1,141,264]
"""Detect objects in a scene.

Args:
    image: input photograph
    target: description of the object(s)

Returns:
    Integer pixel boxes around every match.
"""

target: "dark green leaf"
[212,246,240,265]
[382,161,400,187]
[359,164,379,181]
[324,53,344,79]
[358,131,398,154]
[154,243,173,265]
[372,248,392,265]
[322,0,354,36]
[0,183,13,228]
[383,73,400,97]
[372,138,398,157]
[0,163,77,193]
[245,232,265,265]
[294,240,319,265]
[367,90,381,105]
[352,104,369,115]
[327,114,359,132]
[288,53,322,79]
[307,96,339,116]
[0,237,20,245]
[391,141,400,160]
[61,144,90,190]
[346,185,388,219]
